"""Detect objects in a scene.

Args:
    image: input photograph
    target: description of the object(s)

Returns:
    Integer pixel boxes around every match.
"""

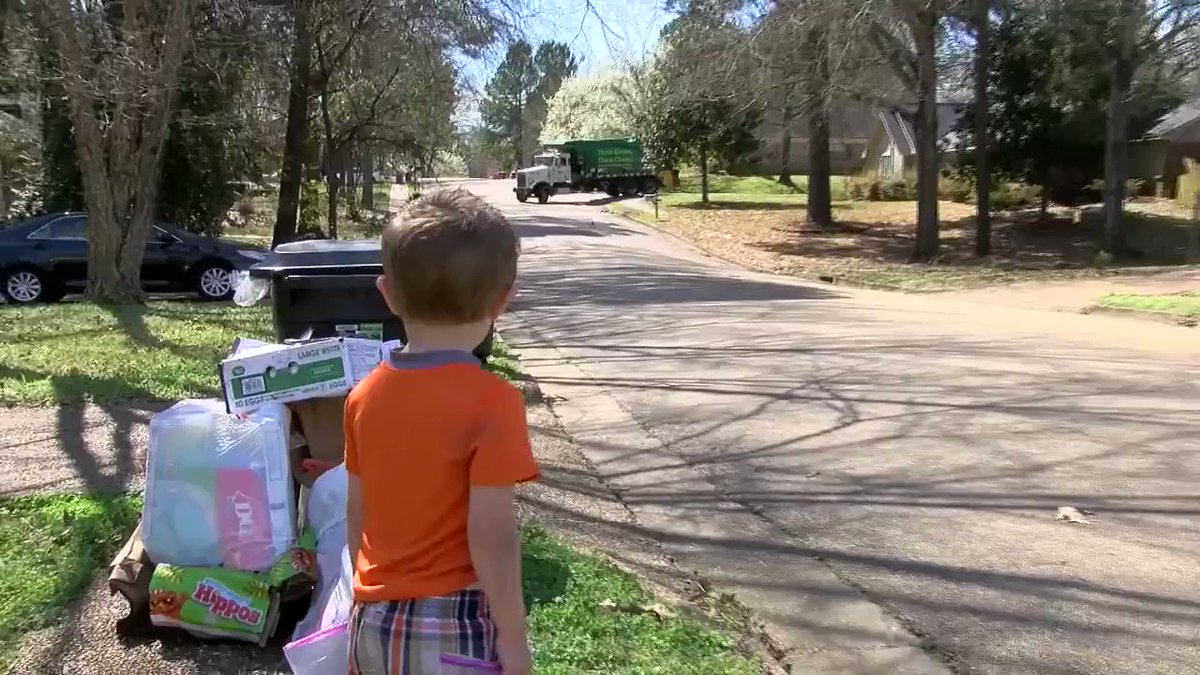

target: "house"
[860,102,969,178]
[1134,96,1200,208]
[753,101,876,175]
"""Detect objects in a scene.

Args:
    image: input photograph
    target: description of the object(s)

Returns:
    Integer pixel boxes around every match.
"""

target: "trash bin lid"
[249,239,383,278]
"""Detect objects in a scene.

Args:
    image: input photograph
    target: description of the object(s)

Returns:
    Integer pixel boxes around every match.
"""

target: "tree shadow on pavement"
[500,260,1200,674]
[0,362,163,496]
[508,214,642,240]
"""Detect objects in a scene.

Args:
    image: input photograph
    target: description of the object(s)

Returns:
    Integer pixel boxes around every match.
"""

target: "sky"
[455,0,675,125]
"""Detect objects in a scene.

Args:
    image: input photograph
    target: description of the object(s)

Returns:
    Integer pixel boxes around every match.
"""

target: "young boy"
[345,189,537,675]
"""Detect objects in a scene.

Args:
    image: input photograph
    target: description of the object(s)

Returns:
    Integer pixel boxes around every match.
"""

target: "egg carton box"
[219,337,401,415]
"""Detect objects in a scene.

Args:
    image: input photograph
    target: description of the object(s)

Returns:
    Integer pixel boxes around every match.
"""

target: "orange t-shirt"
[344,350,538,602]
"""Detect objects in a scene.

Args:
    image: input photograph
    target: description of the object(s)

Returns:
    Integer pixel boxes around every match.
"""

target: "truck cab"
[514,151,572,203]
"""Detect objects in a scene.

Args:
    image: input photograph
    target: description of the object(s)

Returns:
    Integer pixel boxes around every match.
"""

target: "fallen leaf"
[640,603,677,621]
[598,598,617,611]
[1055,506,1093,524]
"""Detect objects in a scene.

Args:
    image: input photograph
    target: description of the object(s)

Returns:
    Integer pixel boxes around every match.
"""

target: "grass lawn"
[0,302,273,406]
[0,493,141,669]
[1098,292,1200,317]
[660,192,808,209]
[0,301,762,672]
[523,526,758,675]
[618,189,1199,291]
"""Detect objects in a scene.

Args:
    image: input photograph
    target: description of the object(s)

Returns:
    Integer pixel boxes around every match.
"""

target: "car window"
[153,226,182,243]
[29,216,87,241]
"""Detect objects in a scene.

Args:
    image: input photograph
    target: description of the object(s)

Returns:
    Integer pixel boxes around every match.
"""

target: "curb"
[1080,305,1198,327]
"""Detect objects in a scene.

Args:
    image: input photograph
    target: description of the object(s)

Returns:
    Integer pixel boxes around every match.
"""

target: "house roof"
[1148,97,1200,142]
[875,103,969,156]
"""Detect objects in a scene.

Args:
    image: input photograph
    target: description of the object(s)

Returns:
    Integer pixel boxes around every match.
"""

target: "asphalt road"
[457,179,1200,675]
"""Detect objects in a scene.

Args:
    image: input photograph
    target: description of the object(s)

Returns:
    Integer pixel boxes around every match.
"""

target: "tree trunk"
[806,32,833,228]
[807,104,833,228]
[973,0,992,256]
[1102,55,1134,254]
[326,162,340,240]
[778,101,794,186]
[319,87,338,240]
[361,149,374,209]
[699,145,710,204]
[37,0,194,302]
[272,0,313,249]
[912,7,941,262]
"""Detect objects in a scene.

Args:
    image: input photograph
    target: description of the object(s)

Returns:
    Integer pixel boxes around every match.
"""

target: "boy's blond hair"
[381,189,518,323]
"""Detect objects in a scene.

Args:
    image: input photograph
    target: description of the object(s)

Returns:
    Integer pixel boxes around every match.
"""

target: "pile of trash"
[109,335,400,673]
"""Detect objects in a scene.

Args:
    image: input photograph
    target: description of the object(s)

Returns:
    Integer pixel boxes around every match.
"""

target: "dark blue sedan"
[0,212,266,303]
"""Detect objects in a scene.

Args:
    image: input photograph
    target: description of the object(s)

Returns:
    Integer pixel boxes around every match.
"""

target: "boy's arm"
[343,396,362,566]
[347,472,364,565]
[468,386,538,672]
[468,487,528,658]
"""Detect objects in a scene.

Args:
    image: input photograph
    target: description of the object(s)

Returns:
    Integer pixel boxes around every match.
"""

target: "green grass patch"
[522,526,758,674]
[1097,292,1200,317]
[675,174,799,195]
[672,174,851,201]
[660,192,808,209]
[485,334,523,383]
[0,493,141,669]
[0,302,273,406]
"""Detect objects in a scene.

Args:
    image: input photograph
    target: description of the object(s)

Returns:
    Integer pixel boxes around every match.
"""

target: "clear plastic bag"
[142,400,295,571]
[233,271,271,306]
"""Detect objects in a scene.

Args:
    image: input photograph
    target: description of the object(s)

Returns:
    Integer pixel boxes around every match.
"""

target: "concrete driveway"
[457,180,1200,675]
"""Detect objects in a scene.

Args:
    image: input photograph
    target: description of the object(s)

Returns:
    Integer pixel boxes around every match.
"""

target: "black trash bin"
[249,240,494,363]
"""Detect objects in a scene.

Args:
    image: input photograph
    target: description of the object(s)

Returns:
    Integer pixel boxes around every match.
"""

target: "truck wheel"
[515,189,529,203]
[620,181,638,197]
[535,186,550,204]
[605,183,620,198]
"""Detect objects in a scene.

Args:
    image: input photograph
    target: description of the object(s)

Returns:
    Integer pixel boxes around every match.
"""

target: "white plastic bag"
[293,545,353,640]
[293,464,353,640]
[232,271,271,307]
[307,464,348,549]
[142,400,295,571]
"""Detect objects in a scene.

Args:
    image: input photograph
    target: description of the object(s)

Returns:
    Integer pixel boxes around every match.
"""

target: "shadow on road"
[512,248,842,308]
[503,238,1200,672]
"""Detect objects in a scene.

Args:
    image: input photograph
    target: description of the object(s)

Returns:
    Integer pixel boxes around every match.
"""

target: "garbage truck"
[513,138,660,204]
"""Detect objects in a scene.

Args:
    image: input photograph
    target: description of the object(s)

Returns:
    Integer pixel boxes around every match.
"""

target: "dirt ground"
[625,197,1199,293]
[5,389,734,675]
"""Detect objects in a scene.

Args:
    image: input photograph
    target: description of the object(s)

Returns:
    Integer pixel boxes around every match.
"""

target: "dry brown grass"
[615,198,1198,291]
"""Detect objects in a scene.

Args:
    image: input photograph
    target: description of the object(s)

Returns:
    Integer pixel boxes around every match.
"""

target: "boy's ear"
[491,284,517,318]
[375,275,402,315]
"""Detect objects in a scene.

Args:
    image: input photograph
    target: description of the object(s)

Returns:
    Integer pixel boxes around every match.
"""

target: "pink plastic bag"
[217,467,274,570]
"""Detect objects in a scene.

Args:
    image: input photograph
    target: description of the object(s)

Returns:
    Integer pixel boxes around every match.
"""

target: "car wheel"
[3,268,51,304]
[194,262,234,301]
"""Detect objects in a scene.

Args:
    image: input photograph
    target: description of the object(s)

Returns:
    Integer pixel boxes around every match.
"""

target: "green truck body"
[514,137,660,203]
[546,138,655,179]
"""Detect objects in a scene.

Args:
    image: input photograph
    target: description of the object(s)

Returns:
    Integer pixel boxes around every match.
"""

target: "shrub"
[234,196,256,221]
[939,174,974,203]
[847,175,918,202]
[990,182,1042,210]
[299,181,324,234]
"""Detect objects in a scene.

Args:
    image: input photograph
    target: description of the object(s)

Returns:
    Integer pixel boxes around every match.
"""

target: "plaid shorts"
[349,590,500,675]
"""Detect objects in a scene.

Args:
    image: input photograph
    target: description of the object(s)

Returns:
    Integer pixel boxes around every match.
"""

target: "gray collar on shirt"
[389,349,479,370]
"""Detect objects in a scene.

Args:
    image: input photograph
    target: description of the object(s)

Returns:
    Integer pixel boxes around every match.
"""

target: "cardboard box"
[293,396,347,465]
[220,338,383,414]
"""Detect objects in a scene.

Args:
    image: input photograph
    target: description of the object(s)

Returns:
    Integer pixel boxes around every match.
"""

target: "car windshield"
[29,216,86,240]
